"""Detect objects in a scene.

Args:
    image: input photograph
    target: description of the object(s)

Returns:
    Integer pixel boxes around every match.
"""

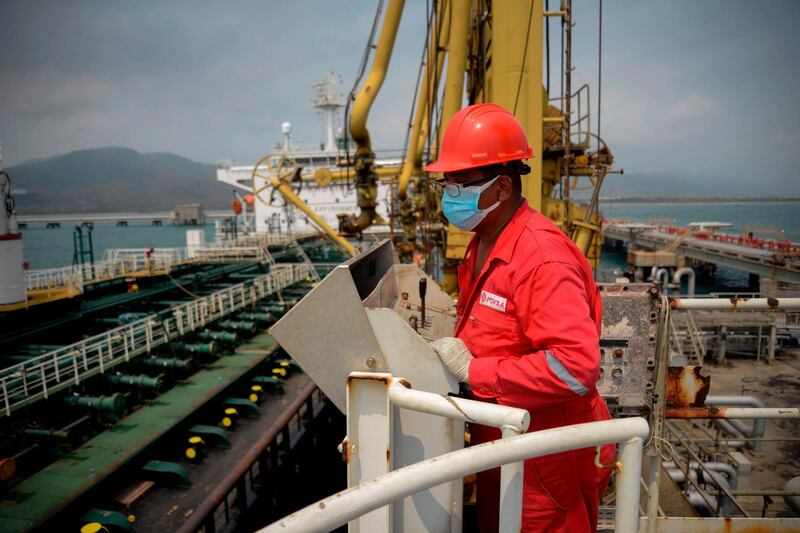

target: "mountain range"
[4,147,791,214]
[6,147,232,214]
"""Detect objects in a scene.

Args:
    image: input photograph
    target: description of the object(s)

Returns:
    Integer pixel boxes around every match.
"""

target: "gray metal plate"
[597,283,661,414]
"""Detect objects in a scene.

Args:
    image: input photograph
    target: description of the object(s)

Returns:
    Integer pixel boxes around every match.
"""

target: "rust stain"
[666,366,711,408]
[397,378,412,389]
[668,298,679,309]
[386,447,391,464]
[346,372,390,385]
[341,437,350,464]
[767,297,779,308]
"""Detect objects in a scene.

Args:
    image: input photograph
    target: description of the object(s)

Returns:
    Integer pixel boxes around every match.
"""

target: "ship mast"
[312,72,346,153]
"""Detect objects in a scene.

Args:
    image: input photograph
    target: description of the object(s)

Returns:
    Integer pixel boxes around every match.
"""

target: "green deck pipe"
[22,428,71,440]
[16,345,63,355]
[235,312,272,323]
[170,341,218,356]
[64,393,126,418]
[195,329,239,344]
[252,375,284,394]
[94,318,125,326]
[106,373,163,391]
[118,312,150,324]
[258,304,287,315]
[141,357,192,369]
[215,320,257,333]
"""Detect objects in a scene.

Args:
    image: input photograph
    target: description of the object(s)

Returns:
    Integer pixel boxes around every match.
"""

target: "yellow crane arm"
[250,157,357,258]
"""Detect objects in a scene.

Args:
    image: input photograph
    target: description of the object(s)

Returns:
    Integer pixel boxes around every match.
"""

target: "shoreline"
[599,197,800,204]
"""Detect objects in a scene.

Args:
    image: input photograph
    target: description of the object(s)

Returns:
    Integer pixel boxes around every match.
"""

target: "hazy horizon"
[2,1,799,195]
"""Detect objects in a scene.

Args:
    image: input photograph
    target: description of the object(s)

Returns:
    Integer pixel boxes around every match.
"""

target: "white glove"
[429,337,473,384]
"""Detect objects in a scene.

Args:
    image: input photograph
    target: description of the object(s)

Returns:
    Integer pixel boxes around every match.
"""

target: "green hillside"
[7,147,234,213]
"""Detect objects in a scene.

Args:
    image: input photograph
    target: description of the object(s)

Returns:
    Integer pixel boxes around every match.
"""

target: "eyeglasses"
[432,175,499,197]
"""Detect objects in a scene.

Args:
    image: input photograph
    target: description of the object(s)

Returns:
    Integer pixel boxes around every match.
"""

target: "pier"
[15,210,232,228]
[604,223,800,285]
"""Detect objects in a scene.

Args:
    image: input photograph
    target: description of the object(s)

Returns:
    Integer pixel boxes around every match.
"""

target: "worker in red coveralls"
[426,103,613,532]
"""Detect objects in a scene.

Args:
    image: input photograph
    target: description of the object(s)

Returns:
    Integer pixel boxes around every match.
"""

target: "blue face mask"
[441,176,500,231]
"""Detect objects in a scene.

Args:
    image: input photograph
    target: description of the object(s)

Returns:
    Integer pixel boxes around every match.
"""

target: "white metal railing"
[1,263,311,416]
[548,83,592,148]
[24,265,84,296]
[22,240,310,296]
[263,414,649,533]
[670,297,800,311]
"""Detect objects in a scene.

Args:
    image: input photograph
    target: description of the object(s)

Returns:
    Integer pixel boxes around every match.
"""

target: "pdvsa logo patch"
[479,290,507,313]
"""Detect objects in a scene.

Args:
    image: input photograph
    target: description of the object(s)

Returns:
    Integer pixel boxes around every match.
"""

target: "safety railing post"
[346,373,392,532]
[498,428,524,533]
[615,436,644,533]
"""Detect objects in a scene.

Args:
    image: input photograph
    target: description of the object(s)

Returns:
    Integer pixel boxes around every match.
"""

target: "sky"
[0,1,798,194]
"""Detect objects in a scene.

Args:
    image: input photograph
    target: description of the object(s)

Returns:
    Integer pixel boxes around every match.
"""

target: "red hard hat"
[425,103,533,174]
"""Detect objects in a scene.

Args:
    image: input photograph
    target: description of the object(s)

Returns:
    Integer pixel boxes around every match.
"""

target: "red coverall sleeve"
[468,261,601,412]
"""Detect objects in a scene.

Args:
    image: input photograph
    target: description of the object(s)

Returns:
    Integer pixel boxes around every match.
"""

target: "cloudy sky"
[1,1,798,193]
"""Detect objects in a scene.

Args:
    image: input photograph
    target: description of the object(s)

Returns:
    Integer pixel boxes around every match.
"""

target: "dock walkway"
[604,223,800,284]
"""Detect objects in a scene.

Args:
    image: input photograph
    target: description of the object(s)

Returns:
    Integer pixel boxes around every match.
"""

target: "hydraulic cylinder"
[195,329,239,344]
[170,341,218,356]
[235,312,272,323]
[106,373,163,391]
[64,393,126,418]
[141,357,192,369]
[215,320,257,333]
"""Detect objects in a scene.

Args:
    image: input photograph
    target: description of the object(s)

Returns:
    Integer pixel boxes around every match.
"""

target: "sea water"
[15,201,800,292]
[598,201,800,292]
[19,221,214,269]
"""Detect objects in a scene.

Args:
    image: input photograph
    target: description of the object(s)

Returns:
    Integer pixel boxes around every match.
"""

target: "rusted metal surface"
[639,516,800,532]
[0,457,16,481]
[666,366,710,408]
[178,381,318,533]
[668,297,800,311]
[666,406,800,419]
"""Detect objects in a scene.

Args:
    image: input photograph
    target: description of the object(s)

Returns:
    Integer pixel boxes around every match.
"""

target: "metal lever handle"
[419,278,427,329]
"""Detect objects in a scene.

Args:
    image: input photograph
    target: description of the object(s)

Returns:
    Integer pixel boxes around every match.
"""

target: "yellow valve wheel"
[81,524,107,533]
[250,153,302,208]
[185,447,197,460]
[128,515,136,524]
[221,417,233,428]
[272,367,287,379]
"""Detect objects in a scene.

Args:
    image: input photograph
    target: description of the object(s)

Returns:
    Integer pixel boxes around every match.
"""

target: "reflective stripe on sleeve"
[545,350,589,396]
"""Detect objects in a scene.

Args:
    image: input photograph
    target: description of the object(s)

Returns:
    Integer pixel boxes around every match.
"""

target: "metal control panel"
[597,283,662,415]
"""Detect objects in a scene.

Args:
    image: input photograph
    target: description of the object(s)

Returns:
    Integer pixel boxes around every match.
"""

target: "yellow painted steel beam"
[349,0,406,154]
[481,0,544,210]
[314,165,399,186]
[398,0,452,199]
[438,0,471,148]
[250,158,357,257]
